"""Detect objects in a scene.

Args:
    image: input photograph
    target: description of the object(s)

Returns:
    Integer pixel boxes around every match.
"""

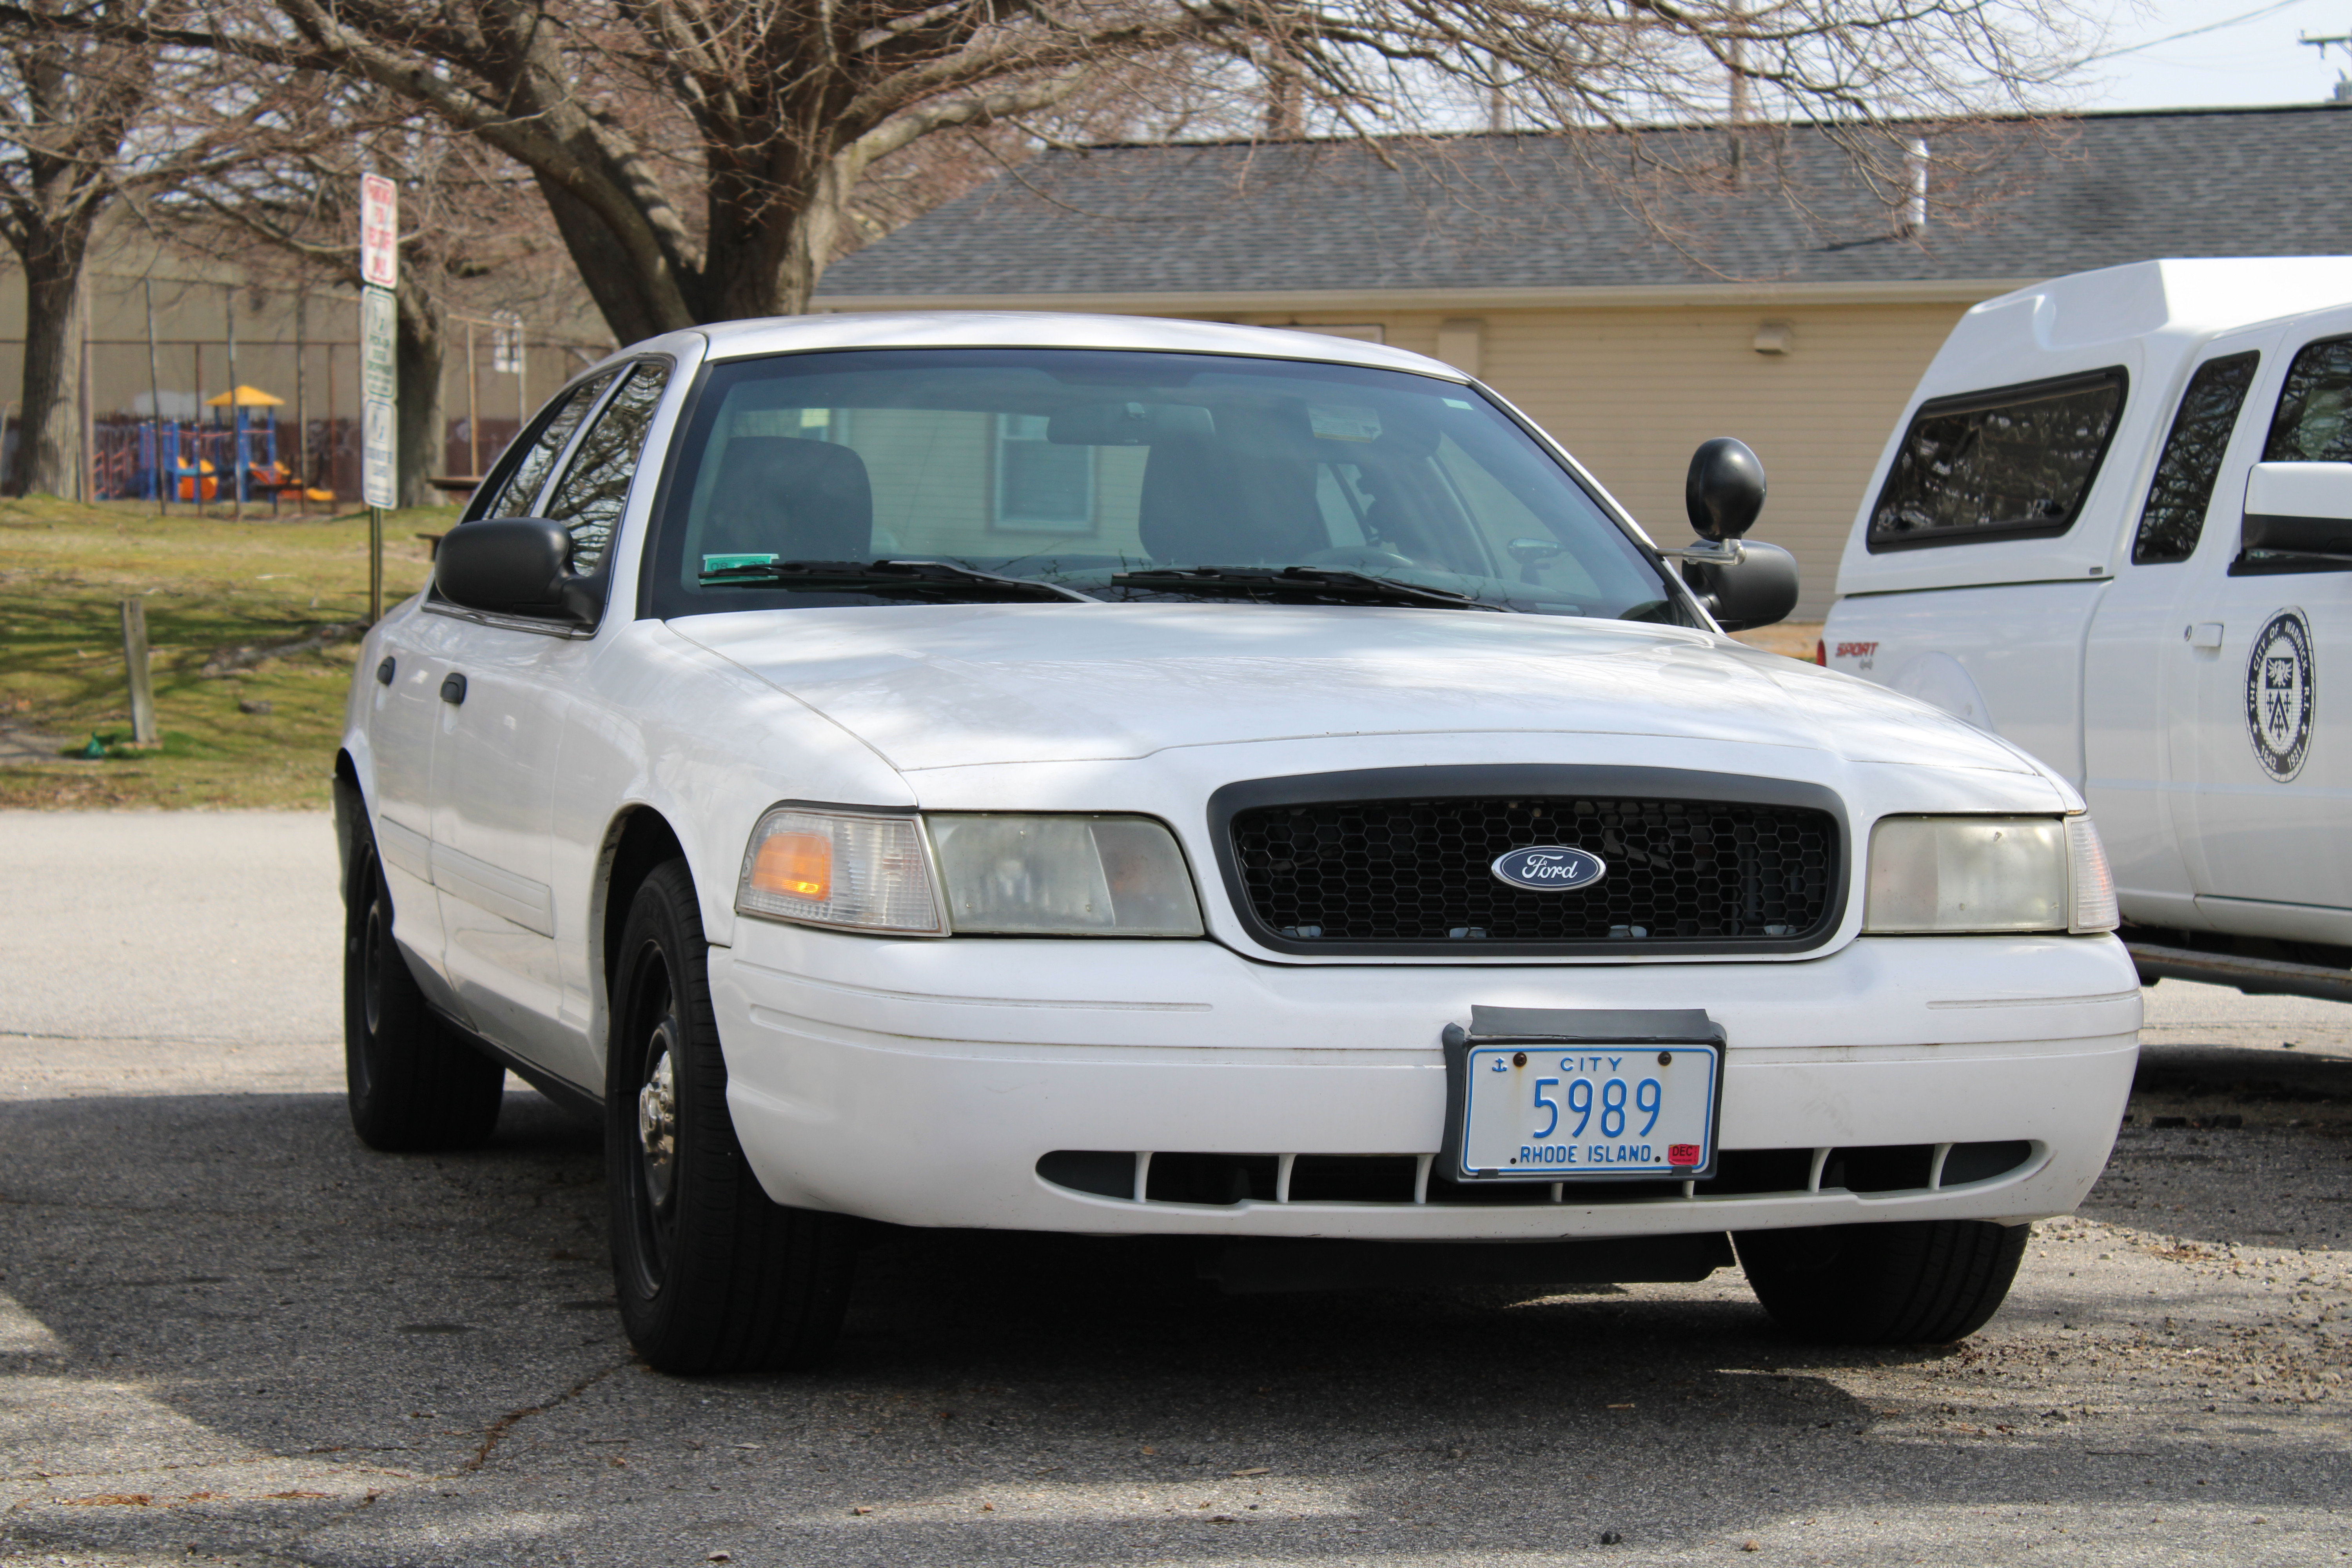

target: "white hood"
[673,603,2040,777]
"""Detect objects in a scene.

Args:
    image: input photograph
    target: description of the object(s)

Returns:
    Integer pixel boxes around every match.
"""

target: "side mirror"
[435,518,604,624]
[1682,541,1800,632]
[2243,461,2352,566]
[1686,437,1767,541]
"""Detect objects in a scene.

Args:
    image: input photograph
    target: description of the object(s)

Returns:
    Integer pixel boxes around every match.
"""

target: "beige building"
[817,108,2352,617]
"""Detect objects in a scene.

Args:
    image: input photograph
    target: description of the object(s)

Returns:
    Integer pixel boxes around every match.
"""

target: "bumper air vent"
[1037,1142,2040,1207]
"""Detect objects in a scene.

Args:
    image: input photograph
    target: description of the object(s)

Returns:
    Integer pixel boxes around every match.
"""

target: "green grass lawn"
[0,495,455,808]
[2,494,1827,813]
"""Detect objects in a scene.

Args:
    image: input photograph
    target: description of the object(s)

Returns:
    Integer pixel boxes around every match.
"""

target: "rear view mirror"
[1046,402,1216,446]
[1682,541,1800,632]
[435,518,605,624]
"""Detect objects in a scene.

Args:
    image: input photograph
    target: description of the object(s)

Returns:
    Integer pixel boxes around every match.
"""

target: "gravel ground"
[2,810,2347,1566]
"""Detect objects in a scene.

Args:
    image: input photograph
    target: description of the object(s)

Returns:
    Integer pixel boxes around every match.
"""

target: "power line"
[2083,0,2322,64]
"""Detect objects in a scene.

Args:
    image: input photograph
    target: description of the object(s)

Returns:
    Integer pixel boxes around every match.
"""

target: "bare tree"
[27,0,2091,345]
[166,92,582,503]
[0,0,263,495]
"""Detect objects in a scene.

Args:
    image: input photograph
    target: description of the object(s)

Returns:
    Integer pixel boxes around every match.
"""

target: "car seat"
[1138,403,1324,565]
[700,436,874,561]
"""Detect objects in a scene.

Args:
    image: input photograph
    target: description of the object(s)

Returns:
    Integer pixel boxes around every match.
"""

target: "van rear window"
[1867,369,2126,551]
[2134,352,2259,565]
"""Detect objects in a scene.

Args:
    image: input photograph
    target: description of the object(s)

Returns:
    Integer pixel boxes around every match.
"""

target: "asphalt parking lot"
[3,811,2348,1566]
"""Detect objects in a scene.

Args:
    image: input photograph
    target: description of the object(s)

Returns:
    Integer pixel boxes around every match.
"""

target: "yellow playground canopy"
[204,385,286,408]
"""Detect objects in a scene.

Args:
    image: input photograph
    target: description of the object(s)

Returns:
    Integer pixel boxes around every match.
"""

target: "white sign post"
[359,172,397,620]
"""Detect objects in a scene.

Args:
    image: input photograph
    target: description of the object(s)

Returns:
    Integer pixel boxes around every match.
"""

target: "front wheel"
[606,859,856,1374]
[1735,1220,2030,1345]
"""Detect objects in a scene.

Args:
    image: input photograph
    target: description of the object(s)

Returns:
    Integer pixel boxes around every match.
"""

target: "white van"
[1822,259,2351,1004]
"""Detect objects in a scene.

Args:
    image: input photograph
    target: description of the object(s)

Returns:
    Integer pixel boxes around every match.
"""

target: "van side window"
[2133,352,2259,565]
[472,371,616,523]
[2263,336,2352,462]
[543,362,673,574]
[1866,369,2125,551]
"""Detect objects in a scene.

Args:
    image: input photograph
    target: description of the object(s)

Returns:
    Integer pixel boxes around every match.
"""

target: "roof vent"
[1901,138,1929,234]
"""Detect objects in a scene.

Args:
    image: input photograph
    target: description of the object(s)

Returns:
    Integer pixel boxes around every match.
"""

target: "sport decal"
[2243,608,2315,782]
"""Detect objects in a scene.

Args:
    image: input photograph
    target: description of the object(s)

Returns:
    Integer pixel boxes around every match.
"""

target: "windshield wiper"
[698,557,1094,603]
[1108,566,1499,610]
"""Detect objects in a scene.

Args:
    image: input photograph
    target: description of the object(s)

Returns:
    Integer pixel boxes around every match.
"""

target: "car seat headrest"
[701,436,873,562]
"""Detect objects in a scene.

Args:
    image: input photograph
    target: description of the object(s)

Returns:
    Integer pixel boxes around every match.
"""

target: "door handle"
[376,656,396,686]
[2185,622,2224,651]
[439,672,468,704]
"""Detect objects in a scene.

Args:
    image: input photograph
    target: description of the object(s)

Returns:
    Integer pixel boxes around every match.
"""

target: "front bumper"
[709,926,2140,1240]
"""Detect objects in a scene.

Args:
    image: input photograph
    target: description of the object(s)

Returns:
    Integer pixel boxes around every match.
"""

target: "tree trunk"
[395,290,445,508]
[766,161,858,321]
[6,221,93,498]
[531,172,699,344]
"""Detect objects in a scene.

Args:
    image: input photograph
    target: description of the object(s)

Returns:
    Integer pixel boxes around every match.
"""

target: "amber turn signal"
[751,831,831,901]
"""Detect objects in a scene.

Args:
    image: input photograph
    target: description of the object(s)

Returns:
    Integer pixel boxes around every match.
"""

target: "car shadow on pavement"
[5,1081,2349,1565]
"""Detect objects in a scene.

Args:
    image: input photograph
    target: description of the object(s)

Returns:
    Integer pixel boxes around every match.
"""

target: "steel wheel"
[604,858,857,1373]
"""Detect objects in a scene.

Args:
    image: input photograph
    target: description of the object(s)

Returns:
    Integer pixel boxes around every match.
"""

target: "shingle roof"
[817,106,2352,299]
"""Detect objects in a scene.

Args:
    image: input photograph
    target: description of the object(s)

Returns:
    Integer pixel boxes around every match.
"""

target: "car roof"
[688,311,1471,381]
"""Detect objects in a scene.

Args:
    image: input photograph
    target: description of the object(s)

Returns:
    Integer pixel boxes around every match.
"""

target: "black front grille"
[1229,795,1837,948]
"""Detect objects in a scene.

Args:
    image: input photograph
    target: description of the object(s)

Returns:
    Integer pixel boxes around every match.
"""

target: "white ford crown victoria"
[336,313,2139,1374]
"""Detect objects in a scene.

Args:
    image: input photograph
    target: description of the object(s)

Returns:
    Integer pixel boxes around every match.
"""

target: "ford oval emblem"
[1490,845,1607,891]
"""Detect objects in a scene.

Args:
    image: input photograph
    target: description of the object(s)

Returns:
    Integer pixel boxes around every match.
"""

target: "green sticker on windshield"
[1308,404,1381,442]
[702,552,779,573]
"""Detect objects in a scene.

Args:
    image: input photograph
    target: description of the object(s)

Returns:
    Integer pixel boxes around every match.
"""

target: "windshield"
[641,347,1687,622]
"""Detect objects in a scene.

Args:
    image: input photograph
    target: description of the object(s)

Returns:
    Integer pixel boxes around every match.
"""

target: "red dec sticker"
[1668,1144,1702,1167]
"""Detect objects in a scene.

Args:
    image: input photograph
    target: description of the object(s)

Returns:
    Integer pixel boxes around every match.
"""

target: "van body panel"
[1826,261,2352,977]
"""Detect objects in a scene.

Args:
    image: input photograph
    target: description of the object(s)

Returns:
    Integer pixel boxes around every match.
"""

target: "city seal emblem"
[1490,846,1607,891]
[2243,608,2316,782]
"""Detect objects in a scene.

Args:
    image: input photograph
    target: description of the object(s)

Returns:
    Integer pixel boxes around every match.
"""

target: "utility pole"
[2299,29,2352,98]
[1726,2,1749,183]
[144,278,164,515]
[225,282,241,521]
[466,317,479,477]
[78,270,93,504]
[294,290,308,511]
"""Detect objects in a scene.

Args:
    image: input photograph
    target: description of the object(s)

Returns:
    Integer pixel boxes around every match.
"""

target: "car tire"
[1735,1220,2030,1345]
[343,828,505,1152]
[606,859,855,1374]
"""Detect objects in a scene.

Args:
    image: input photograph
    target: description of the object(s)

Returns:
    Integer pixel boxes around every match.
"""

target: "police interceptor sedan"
[336,312,2137,1373]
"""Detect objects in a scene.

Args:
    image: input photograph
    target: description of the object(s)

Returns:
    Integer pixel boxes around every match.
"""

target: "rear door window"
[1867,369,2126,550]
[471,371,615,523]
[542,362,672,573]
[2263,336,2352,462]
[2132,352,2259,565]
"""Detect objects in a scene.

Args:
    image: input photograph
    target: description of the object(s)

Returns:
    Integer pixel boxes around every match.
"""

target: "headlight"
[1863,815,2067,934]
[736,807,945,934]
[929,814,1203,936]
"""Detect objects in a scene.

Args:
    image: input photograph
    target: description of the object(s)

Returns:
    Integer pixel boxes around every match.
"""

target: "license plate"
[1457,1042,1720,1180]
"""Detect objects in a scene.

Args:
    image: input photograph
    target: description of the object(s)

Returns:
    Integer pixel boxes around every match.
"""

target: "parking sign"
[360,174,397,290]
[360,286,397,508]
